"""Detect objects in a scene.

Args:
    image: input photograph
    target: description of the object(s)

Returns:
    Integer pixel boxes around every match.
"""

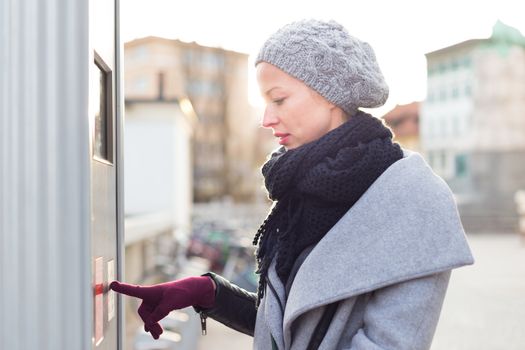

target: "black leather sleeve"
[194,272,257,337]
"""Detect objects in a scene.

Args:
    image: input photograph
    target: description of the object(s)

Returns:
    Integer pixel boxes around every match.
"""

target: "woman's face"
[256,62,347,150]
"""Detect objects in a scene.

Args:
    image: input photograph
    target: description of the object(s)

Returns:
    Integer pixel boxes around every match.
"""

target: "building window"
[462,57,472,68]
[186,80,223,96]
[202,52,225,70]
[439,88,447,101]
[427,91,435,103]
[452,86,459,99]
[183,50,194,65]
[452,115,460,136]
[451,59,459,71]
[442,118,448,138]
[428,119,434,139]
[132,46,149,62]
[133,77,148,93]
[428,152,435,168]
[455,154,468,177]
[440,151,447,170]
[464,83,472,96]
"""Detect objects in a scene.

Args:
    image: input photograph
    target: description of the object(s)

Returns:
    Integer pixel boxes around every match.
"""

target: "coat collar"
[266,151,474,347]
[262,259,286,350]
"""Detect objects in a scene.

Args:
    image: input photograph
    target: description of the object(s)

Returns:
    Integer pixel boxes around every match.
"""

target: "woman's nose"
[261,107,278,128]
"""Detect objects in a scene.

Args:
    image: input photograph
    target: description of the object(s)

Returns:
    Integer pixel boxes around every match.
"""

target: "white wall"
[473,46,525,151]
[124,102,193,235]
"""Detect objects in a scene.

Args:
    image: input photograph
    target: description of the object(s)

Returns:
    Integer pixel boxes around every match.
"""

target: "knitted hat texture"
[256,19,389,115]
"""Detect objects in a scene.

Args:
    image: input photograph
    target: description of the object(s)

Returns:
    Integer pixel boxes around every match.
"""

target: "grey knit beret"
[256,19,389,115]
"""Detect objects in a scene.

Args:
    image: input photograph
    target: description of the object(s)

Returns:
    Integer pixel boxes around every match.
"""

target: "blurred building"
[124,94,195,230]
[421,20,525,231]
[124,37,258,202]
[382,102,420,151]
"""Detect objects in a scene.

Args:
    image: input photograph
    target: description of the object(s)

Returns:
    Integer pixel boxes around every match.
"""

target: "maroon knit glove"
[110,276,215,339]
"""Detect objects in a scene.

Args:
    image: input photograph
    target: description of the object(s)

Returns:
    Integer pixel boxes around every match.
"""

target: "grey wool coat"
[253,151,474,350]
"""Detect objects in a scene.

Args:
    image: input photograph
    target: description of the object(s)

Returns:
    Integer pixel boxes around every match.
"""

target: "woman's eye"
[273,98,285,105]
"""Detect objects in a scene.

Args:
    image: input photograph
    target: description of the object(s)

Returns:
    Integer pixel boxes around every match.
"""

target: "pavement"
[432,232,525,350]
[195,233,525,350]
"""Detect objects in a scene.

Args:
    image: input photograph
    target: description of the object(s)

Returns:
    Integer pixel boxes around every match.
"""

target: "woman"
[111,19,474,349]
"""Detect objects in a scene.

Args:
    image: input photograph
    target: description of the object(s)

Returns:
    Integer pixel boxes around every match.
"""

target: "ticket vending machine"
[90,0,122,349]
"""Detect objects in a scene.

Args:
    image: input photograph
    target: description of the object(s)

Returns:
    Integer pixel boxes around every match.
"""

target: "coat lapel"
[282,151,474,344]
[263,259,286,350]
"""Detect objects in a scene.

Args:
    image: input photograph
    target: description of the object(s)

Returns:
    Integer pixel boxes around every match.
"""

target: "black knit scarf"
[252,111,403,306]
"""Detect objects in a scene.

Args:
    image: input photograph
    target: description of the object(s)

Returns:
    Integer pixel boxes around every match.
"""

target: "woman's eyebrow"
[265,86,282,96]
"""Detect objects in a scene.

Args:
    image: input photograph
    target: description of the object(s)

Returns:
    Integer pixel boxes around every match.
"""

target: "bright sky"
[121,0,523,116]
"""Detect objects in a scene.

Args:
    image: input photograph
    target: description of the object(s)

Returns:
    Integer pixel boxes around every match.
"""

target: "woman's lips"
[274,133,290,145]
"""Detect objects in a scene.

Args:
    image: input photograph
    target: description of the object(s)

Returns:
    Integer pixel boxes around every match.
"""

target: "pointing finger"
[110,281,158,300]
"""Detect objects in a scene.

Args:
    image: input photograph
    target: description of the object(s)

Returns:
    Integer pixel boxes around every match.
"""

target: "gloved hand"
[110,276,215,339]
